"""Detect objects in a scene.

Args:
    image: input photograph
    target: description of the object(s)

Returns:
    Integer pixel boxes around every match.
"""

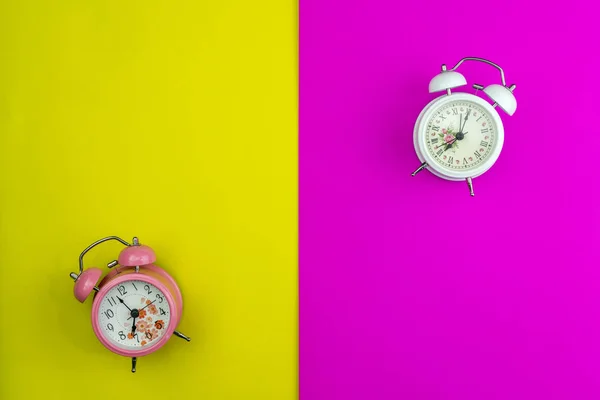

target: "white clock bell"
[411,57,517,196]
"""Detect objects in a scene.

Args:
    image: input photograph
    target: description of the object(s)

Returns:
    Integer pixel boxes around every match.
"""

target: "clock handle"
[74,236,131,276]
[132,357,137,373]
[448,57,508,86]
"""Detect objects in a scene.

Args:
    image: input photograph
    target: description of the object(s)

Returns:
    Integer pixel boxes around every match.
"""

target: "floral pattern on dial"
[423,100,495,171]
[131,299,166,346]
[97,280,171,349]
[440,127,460,149]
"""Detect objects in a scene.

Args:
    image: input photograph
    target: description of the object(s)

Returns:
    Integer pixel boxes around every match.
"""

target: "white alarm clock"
[411,57,517,196]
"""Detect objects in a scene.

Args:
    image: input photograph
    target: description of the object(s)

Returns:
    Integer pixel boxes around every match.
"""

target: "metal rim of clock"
[413,92,504,181]
[428,57,517,116]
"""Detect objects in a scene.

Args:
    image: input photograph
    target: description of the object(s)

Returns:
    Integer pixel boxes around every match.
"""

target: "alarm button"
[118,244,156,267]
[73,268,103,303]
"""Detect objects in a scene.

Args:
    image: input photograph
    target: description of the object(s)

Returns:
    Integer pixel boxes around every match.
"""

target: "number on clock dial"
[424,101,495,170]
[97,280,171,349]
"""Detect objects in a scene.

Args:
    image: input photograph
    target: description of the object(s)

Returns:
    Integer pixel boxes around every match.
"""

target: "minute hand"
[139,299,156,311]
[441,139,457,152]
[460,110,470,132]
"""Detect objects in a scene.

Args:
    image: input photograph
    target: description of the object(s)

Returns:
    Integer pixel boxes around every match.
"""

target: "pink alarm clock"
[70,236,190,372]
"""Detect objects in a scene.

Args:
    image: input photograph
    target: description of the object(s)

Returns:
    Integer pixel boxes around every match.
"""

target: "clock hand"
[127,300,156,320]
[439,130,471,155]
[435,140,456,153]
[132,317,137,334]
[459,109,471,133]
[139,299,156,311]
[444,134,468,151]
[444,138,457,151]
[117,296,132,312]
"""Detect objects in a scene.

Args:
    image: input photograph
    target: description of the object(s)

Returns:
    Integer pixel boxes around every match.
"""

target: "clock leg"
[132,357,137,373]
[411,162,428,177]
[466,177,474,197]
[173,331,191,342]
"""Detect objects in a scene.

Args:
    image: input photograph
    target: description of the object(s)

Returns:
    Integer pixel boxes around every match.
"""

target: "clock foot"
[466,177,474,197]
[411,162,428,177]
[173,331,191,342]
[132,357,137,373]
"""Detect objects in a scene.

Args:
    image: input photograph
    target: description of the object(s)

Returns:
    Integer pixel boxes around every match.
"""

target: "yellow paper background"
[0,1,297,399]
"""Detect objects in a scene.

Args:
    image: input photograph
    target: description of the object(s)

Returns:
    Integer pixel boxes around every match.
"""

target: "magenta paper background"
[300,1,600,399]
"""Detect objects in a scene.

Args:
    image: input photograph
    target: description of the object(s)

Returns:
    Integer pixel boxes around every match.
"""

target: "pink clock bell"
[69,236,190,372]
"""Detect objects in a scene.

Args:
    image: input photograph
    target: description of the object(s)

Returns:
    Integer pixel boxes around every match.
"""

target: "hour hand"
[117,296,132,311]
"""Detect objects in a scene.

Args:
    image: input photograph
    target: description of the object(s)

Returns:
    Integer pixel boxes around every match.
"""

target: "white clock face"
[423,99,497,171]
[97,280,171,350]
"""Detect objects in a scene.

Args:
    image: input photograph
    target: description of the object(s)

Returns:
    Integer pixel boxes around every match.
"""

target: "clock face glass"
[423,99,497,171]
[97,280,171,350]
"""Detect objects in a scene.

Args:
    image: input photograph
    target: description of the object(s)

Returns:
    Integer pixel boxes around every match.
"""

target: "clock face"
[97,280,171,350]
[423,99,497,171]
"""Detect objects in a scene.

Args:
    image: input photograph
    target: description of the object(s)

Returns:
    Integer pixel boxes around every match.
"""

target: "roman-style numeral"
[431,138,438,144]
[431,125,440,131]
[480,141,488,147]
[463,158,468,164]
[437,148,443,156]
[481,128,489,134]
[476,116,483,122]
[474,151,481,159]
[448,156,453,164]
[107,297,116,307]
[452,108,458,115]
[439,114,447,120]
